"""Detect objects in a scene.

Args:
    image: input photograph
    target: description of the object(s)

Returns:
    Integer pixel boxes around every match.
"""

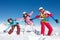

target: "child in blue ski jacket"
[4,18,20,35]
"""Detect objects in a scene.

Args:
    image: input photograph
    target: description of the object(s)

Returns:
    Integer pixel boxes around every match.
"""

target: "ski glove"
[30,17,37,20]
[55,19,59,23]
[4,30,6,32]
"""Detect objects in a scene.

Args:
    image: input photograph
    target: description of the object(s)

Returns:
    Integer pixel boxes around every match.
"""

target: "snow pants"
[8,24,20,35]
[41,22,53,36]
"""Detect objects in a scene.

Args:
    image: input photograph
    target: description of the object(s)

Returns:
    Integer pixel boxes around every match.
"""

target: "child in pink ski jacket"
[16,11,34,26]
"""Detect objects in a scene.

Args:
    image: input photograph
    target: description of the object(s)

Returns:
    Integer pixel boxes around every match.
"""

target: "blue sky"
[0,0,60,27]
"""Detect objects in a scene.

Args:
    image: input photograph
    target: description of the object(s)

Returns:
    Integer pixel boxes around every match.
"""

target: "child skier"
[16,11,34,26]
[16,11,35,32]
[34,7,59,36]
[4,18,20,35]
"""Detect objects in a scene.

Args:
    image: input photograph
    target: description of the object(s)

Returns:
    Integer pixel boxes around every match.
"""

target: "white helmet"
[39,7,44,10]
[23,11,26,14]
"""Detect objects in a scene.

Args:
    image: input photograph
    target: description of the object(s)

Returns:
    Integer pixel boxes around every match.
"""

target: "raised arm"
[28,11,33,16]
[16,18,24,21]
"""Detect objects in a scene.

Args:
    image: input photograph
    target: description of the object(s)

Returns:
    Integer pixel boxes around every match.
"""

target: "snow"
[0,23,60,40]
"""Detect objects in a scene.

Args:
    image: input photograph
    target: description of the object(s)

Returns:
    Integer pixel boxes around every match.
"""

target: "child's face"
[24,14,27,17]
[9,20,12,23]
[40,9,44,14]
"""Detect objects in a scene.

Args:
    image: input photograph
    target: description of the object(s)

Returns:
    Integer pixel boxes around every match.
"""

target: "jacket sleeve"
[16,18,24,21]
[28,11,33,16]
[49,13,59,23]
[49,13,56,20]
[31,15,41,20]
[36,15,41,18]
[5,24,11,31]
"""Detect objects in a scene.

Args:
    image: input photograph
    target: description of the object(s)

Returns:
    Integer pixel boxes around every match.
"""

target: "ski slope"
[0,23,60,40]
